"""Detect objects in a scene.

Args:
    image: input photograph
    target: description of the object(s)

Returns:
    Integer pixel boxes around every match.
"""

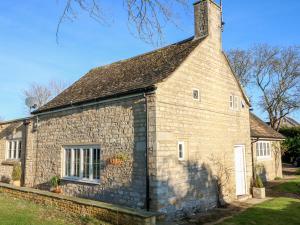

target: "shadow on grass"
[220,198,300,225]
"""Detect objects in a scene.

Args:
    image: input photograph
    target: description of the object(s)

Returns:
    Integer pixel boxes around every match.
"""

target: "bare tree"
[56,0,188,44]
[228,45,300,131]
[226,49,253,87]
[252,45,300,131]
[23,80,67,110]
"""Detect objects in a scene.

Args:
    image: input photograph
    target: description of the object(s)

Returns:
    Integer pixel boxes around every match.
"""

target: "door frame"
[234,145,247,196]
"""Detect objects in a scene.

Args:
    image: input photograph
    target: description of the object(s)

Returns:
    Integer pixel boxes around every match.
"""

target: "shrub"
[280,127,300,162]
[296,168,300,175]
[12,163,22,181]
[50,176,61,188]
[254,174,264,188]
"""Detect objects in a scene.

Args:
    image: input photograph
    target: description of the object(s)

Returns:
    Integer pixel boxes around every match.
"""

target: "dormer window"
[193,89,200,101]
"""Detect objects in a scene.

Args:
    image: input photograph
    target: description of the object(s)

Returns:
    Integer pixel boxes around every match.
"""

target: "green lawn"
[220,197,300,225]
[0,193,109,225]
[274,176,300,195]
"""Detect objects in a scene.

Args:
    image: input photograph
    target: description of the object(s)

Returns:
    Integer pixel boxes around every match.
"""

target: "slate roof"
[34,37,204,114]
[250,113,285,140]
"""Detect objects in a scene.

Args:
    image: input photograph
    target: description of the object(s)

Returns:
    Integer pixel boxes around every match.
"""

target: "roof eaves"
[33,86,157,115]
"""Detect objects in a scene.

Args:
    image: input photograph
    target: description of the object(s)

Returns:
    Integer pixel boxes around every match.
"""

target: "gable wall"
[152,31,252,214]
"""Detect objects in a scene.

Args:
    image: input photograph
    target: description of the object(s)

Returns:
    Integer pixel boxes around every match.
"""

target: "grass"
[0,193,110,225]
[220,197,300,225]
[274,176,300,195]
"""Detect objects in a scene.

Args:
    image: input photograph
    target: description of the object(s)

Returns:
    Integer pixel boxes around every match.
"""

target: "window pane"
[260,143,263,156]
[9,141,12,159]
[18,141,22,159]
[83,149,90,179]
[179,144,183,159]
[74,149,80,177]
[65,149,71,177]
[230,96,233,108]
[263,143,267,156]
[13,141,17,158]
[93,149,100,180]
[267,143,270,156]
[234,96,238,109]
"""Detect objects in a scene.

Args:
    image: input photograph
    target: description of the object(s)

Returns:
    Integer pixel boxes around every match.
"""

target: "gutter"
[22,119,31,187]
[251,138,259,183]
[144,93,150,211]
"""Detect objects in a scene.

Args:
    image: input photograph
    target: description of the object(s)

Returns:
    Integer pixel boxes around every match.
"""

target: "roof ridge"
[89,36,195,72]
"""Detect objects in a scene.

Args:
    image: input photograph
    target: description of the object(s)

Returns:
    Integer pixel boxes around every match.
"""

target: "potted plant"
[252,174,265,199]
[50,176,62,194]
[12,163,22,187]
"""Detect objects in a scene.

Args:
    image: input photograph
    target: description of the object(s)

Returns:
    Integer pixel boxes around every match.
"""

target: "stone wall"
[151,0,252,216]
[253,140,283,181]
[0,183,157,225]
[0,120,26,183]
[26,96,148,209]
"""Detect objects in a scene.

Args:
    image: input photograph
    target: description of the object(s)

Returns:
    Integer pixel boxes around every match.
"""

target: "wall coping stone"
[0,183,159,219]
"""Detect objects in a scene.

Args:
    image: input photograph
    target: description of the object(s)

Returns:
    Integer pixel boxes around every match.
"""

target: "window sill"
[257,157,272,161]
[2,159,21,166]
[61,177,100,185]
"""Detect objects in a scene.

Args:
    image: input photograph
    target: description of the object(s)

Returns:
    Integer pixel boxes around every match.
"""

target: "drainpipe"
[144,93,150,211]
[22,119,31,187]
[251,138,259,182]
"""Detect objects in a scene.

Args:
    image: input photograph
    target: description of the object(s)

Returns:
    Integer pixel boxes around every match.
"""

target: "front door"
[234,145,247,196]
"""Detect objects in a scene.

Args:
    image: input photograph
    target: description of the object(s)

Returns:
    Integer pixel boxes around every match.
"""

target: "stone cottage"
[0,0,272,217]
[250,113,285,181]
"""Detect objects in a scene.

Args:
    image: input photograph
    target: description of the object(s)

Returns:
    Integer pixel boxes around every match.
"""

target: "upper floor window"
[63,146,101,183]
[7,140,22,160]
[256,141,271,158]
[178,141,185,161]
[230,95,239,110]
[193,89,200,101]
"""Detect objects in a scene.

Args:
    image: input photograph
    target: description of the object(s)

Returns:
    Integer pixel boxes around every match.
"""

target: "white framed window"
[193,89,200,101]
[63,146,101,183]
[230,95,239,110]
[6,139,22,160]
[256,141,271,159]
[178,141,185,161]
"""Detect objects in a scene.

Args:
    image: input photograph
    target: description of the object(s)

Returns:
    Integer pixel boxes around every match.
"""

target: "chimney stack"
[194,0,223,48]
[194,0,209,39]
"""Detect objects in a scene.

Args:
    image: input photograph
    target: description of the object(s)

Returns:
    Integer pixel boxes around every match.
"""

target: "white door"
[234,145,247,196]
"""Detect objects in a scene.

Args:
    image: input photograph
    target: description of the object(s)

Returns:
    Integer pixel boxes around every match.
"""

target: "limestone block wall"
[26,96,148,209]
[0,121,26,182]
[151,2,252,214]
[253,141,283,181]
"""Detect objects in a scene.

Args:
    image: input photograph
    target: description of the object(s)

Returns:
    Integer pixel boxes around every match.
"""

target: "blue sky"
[0,0,299,121]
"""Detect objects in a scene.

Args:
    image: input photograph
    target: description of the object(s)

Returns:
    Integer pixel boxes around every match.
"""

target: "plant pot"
[52,187,62,194]
[253,187,265,199]
[108,158,123,166]
[13,180,21,187]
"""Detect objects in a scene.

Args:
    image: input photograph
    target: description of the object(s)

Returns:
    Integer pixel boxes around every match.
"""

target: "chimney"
[194,0,223,48]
